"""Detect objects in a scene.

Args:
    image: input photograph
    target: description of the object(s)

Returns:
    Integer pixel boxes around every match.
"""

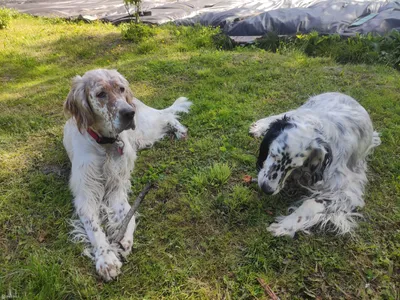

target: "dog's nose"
[120,108,135,120]
[260,182,274,195]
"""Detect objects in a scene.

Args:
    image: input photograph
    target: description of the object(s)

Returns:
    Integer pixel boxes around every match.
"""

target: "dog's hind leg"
[365,131,381,155]
[249,111,295,138]
[130,97,192,149]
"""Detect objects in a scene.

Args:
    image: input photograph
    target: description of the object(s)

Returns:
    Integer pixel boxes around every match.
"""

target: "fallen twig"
[243,175,258,184]
[257,278,280,300]
[114,182,153,242]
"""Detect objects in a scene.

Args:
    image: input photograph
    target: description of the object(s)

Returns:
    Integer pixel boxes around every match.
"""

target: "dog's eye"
[120,87,125,93]
[97,91,107,98]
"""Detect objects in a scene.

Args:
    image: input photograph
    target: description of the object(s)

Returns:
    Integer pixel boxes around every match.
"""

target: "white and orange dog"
[63,69,191,281]
[250,93,380,237]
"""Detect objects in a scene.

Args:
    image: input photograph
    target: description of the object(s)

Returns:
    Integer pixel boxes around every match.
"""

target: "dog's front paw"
[267,222,296,238]
[118,237,133,259]
[95,247,122,281]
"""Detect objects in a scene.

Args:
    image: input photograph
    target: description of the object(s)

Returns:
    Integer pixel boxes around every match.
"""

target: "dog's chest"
[101,140,137,185]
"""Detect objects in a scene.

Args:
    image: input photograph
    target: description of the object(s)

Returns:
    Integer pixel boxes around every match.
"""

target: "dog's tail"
[164,97,192,115]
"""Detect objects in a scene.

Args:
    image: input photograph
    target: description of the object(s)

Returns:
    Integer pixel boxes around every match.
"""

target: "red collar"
[87,128,124,155]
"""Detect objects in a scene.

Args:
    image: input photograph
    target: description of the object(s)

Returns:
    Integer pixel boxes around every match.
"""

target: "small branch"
[243,175,257,184]
[257,278,280,300]
[114,182,153,242]
[124,3,131,17]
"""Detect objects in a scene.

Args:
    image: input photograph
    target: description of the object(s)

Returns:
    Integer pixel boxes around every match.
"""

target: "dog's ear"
[306,138,332,183]
[64,75,94,133]
[256,115,293,171]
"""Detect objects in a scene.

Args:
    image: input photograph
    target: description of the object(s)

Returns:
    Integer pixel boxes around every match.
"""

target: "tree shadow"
[0,32,123,85]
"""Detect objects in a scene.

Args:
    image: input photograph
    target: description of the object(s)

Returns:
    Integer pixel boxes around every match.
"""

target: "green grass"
[0,12,399,299]
[255,31,400,70]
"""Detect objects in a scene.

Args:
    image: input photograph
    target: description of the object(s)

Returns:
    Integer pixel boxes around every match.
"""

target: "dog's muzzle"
[260,182,275,195]
[120,107,135,130]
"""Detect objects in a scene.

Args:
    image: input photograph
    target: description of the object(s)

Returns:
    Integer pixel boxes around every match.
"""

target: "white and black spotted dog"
[250,92,381,237]
[63,69,191,281]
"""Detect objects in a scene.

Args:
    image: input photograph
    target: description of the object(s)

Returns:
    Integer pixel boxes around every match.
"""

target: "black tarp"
[176,1,400,38]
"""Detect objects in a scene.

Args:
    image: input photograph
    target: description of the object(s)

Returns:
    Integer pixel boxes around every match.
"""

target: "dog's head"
[64,69,135,138]
[256,116,332,195]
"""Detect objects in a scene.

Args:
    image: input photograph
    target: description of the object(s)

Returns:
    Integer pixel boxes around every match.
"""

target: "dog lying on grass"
[250,92,380,237]
[63,69,191,281]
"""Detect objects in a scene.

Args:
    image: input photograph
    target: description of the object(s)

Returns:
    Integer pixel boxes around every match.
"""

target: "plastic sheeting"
[176,1,400,39]
[1,1,343,21]
[3,0,400,40]
[1,0,171,21]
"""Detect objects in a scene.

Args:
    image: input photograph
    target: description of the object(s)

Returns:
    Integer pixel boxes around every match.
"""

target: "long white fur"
[64,72,191,281]
[250,92,381,237]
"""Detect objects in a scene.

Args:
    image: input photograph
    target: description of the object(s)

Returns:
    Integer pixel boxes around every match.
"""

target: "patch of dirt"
[41,164,70,178]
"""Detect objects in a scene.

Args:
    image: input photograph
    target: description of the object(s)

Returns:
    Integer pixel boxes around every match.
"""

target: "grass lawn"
[0,13,399,299]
